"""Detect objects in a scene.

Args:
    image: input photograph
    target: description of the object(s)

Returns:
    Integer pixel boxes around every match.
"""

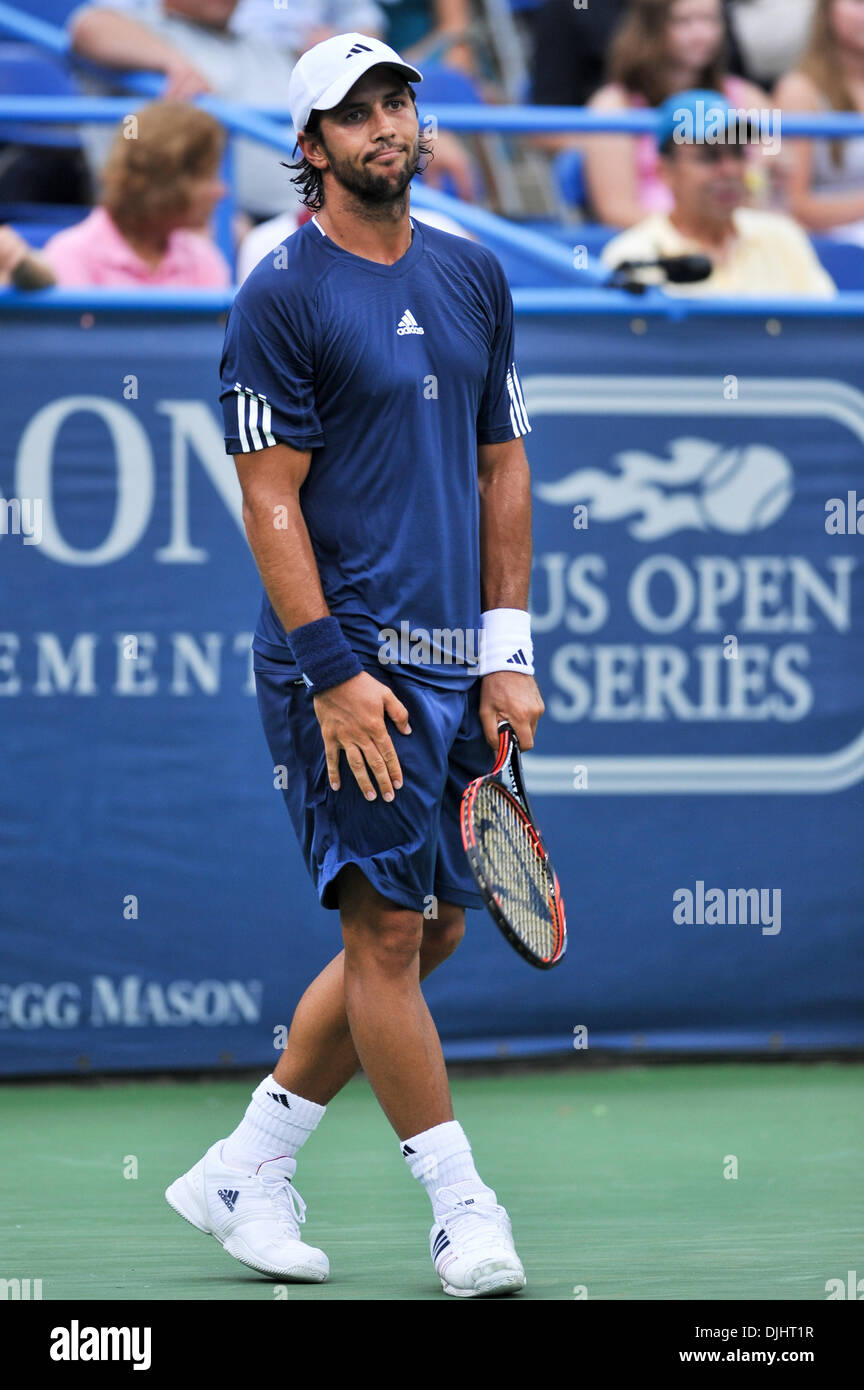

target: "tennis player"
[166,32,543,1299]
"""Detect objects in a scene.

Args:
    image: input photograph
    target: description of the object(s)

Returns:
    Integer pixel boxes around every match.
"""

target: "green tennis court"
[4,1061,861,1301]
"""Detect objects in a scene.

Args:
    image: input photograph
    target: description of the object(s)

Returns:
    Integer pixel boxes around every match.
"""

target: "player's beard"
[323,136,420,208]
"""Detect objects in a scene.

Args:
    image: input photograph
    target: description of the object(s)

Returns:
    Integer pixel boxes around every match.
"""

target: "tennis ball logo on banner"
[525,376,863,795]
[544,438,795,540]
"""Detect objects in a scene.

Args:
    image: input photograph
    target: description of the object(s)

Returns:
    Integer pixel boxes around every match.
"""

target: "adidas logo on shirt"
[396,309,424,335]
[217,1189,239,1212]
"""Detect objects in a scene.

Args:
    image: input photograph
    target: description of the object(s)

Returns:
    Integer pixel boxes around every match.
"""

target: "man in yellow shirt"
[601,89,836,298]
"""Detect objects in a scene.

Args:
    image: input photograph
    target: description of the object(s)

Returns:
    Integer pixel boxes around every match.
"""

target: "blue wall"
[1,306,862,1074]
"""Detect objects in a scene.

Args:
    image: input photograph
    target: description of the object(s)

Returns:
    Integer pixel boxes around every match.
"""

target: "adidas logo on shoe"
[217,1189,239,1212]
[396,310,424,336]
[432,1228,451,1259]
[268,1092,291,1109]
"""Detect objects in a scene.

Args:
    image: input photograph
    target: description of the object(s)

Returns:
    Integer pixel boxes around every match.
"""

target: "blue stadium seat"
[811,236,864,291]
[1,0,79,25]
[4,207,87,245]
[553,148,586,210]
[0,43,81,147]
[415,63,485,108]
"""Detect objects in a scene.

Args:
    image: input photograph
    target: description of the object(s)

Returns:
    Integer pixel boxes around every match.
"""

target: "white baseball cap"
[288,32,424,136]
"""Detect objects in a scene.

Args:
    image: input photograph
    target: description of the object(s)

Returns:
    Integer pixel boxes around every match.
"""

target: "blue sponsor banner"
[0,307,862,1075]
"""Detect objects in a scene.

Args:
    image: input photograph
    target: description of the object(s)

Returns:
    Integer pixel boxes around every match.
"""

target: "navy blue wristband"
[286,616,363,694]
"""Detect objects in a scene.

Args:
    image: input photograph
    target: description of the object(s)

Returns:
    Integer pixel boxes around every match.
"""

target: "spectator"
[67,0,301,219]
[774,0,864,246]
[529,0,630,119]
[104,0,386,52]
[601,90,835,295]
[0,102,231,288]
[728,0,816,86]
[69,5,476,216]
[584,0,767,227]
[380,0,476,78]
[528,0,748,155]
[232,0,385,50]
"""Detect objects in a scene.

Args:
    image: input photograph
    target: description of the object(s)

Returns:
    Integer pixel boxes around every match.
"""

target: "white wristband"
[478,608,534,676]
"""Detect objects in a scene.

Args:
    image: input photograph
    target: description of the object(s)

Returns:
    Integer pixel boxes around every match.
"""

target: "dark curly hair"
[281,81,433,211]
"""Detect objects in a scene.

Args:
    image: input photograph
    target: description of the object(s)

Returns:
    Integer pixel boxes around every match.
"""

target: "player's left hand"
[478,671,544,751]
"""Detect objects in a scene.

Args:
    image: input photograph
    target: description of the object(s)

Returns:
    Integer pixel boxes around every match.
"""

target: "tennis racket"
[460,720,567,969]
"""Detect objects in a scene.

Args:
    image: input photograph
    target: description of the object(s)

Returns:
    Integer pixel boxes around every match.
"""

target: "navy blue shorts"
[253,653,490,913]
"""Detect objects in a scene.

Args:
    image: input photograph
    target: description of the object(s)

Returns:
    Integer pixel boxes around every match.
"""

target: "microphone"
[606,254,713,292]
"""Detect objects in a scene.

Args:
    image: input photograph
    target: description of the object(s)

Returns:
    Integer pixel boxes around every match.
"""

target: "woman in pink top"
[0,101,231,289]
[585,0,767,227]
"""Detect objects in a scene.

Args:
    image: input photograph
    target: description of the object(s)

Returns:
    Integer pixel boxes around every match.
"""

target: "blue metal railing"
[4,93,864,139]
[2,286,864,319]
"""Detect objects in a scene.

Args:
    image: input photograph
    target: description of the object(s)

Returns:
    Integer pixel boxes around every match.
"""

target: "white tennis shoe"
[430,1186,526,1297]
[165,1139,329,1282]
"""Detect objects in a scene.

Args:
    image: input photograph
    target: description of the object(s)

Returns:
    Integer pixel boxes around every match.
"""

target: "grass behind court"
[3,1062,861,1300]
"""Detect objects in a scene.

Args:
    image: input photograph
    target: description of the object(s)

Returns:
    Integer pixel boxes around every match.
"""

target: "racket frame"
[461,721,567,969]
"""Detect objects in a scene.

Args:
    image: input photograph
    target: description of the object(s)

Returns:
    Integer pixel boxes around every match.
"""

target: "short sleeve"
[41,224,93,286]
[777,220,837,299]
[183,233,231,289]
[476,252,531,445]
[219,300,325,454]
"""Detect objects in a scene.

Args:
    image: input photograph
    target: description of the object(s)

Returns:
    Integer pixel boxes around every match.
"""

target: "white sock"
[221,1075,325,1174]
[400,1120,494,1213]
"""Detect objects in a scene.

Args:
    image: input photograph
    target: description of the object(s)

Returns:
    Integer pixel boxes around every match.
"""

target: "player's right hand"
[314,671,411,802]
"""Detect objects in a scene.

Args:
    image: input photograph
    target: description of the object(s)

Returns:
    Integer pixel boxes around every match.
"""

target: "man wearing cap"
[602,90,835,298]
[165,32,540,1299]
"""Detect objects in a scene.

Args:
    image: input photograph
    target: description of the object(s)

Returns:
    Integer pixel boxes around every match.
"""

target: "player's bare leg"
[326,865,525,1295]
[271,899,465,1105]
[332,864,453,1136]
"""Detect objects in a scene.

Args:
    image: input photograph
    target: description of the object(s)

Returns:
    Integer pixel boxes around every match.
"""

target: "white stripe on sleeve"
[247,394,263,450]
[506,367,529,436]
[261,398,275,446]
[235,386,249,451]
[511,364,531,433]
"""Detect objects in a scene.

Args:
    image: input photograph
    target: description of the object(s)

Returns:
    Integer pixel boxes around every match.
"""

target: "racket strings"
[472,783,560,960]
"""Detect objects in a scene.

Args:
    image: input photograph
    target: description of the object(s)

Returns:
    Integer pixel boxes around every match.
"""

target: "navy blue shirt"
[219,215,531,688]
